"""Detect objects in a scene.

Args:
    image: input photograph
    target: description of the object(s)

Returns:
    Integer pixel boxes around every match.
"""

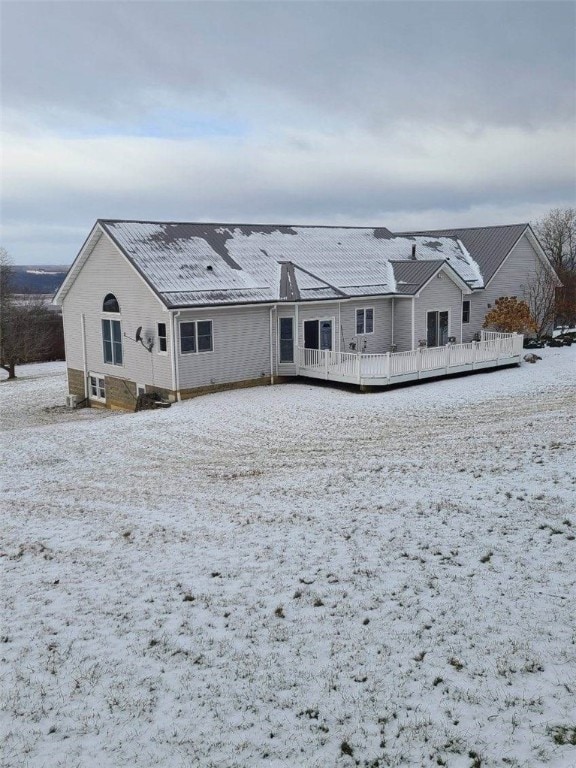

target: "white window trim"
[101,317,124,367]
[356,307,374,335]
[302,316,335,351]
[278,316,295,364]
[179,319,214,355]
[426,308,451,347]
[157,322,168,355]
[88,373,106,402]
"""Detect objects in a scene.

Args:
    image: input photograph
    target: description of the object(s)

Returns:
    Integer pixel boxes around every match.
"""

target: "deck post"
[357,353,361,384]
[416,347,422,378]
[324,350,329,380]
[386,351,391,383]
[472,341,478,369]
[445,344,450,375]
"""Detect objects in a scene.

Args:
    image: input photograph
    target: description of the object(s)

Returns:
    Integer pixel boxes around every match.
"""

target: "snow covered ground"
[2,352,576,768]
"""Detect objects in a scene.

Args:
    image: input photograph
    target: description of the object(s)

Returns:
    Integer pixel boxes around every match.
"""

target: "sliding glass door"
[426,311,449,347]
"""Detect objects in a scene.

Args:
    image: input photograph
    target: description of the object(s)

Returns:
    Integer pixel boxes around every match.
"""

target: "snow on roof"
[398,223,528,285]
[100,220,484,308]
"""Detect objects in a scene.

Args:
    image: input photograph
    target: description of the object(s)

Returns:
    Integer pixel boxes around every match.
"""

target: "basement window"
[89,374,106,402]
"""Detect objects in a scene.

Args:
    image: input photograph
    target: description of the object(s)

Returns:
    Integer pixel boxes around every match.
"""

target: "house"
[53,220,555,410]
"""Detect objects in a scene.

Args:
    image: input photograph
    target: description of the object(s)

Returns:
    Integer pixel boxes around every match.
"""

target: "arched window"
[101,294,123,365]
[103,293,120,313]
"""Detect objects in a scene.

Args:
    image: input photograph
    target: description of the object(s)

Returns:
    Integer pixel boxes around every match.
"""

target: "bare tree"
[0,247,54,380]
[534,208,576,273]
[533,209,576,329]
[524,263,560,337]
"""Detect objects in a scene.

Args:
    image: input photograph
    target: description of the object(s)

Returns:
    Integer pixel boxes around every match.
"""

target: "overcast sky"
[1,0,575,265]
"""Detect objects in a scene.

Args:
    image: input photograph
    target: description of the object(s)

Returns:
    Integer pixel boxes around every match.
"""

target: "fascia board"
[53,222,103,305]
[416,262,472,297]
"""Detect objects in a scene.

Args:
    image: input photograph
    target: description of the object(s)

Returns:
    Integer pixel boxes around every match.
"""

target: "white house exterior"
[54,220,554,410]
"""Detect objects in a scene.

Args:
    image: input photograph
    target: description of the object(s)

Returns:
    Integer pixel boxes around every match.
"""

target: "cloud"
[3,120,574,258]
[1,1,575,263]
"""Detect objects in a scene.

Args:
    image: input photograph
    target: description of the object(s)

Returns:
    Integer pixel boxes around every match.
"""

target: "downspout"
[460,290,464,343]
[171,310,180,400]
[269,305,276,384]
[411,297,416,350]
[391,298,395,348]
[295,302,300,373]
[338,301,342,352]
[80,313,88,398]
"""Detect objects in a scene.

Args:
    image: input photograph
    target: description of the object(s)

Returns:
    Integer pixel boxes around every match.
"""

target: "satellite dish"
[135,326,142,342]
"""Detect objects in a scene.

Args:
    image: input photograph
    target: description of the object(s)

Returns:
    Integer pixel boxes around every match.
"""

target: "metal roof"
[390,260,446,295]
[98,220,483,308]
[397,224,528,285]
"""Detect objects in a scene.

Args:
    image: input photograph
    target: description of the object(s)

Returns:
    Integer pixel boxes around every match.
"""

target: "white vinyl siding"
[414,274,462,349]
[62,233,173,390]
[392,299,413,352]
[464,233,545,342]
[177,306,271,390]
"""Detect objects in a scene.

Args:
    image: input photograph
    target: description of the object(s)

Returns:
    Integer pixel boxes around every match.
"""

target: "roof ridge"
[98,218,397,231]
[398,223,528,234]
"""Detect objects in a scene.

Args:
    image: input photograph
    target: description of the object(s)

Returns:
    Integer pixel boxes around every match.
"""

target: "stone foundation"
[179,376,291,401]
[70,372,292,411]
[67,368,86,398]
[104,375,138,411]
[145,384,175,402]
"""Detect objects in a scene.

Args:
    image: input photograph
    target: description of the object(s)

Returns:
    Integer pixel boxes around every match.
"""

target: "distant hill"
[11,265,69,295]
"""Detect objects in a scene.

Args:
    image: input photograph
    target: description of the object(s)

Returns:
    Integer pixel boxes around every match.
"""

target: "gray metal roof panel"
[390,260,446,295]
[397,224,528,284]
[160,288,275,308]
[99,220,483,307]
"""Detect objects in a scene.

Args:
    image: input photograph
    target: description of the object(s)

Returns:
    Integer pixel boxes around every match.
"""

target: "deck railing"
[296,332,523,384]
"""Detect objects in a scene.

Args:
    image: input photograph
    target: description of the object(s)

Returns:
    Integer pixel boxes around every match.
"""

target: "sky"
[1,0,575,265]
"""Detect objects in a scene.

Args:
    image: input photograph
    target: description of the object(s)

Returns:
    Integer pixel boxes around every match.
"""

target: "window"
[158,322,167,353]
[279,317,294,363]
[462,300,471,324]
[89,374,106,402]
[102,293,120,313]
[102,319,123,365]
[102,293,123,365]
[180,320,213,354]
[303,319,333,351]
[356,308,374,335]
[197,321,213,352]
[427,310,449,347]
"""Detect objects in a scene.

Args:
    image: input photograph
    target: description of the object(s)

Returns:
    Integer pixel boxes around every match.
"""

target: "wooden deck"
[296,332,524,388]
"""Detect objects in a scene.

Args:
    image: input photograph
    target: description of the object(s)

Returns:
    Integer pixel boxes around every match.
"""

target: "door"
[320,320,332,350]
[303,319,332,365]
[427,311,449,347]
[304,320,319,349]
